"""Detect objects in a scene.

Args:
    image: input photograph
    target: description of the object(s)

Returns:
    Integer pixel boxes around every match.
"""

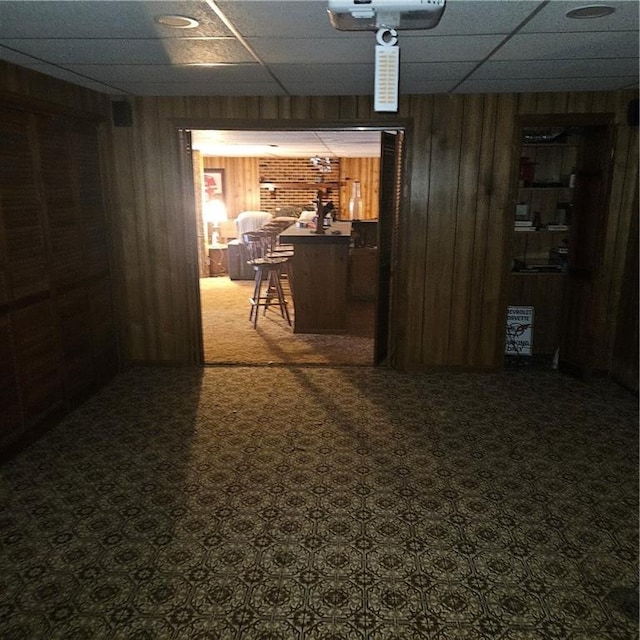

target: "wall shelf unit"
[509,127,577,357]
[508,119,613,369]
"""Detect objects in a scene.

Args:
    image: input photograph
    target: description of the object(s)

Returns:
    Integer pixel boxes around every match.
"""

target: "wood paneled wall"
[611,184,638,391]
[0,68,118,455]
[200,155,380,219]
[4,59,633,457]
[0,60,107,117]
[103,91,637,372]
[340,157,380,220]
[203,156,261,219]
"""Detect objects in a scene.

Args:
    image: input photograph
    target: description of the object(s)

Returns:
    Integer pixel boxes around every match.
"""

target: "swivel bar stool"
[242,230,291,329]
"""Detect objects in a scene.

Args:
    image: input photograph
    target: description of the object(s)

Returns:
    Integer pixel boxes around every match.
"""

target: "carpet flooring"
[0,365,638,639]
[200,277,375,366]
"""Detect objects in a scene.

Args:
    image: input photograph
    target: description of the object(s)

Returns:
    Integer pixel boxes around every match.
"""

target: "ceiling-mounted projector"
[327,0,446,31]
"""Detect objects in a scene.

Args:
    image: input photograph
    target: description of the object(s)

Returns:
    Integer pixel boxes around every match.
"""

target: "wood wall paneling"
[598,116,639,370]
[483,94,518,368]
[2,58,635,382]
[340,157,380,220]
[200,156,380,221]
[109,126,146,358]
[193,151,209,278]
[0,110,49,300]
[88,276,120,383]
[402,95,433,369]
[75,125,110,277]
[422,95,465,365]
[0,61,110,117]
[448,93,484,365]
[56,285,96,400]
[509,274,566,355]
[99,90,639,375]
[203,157,261,218]
[12,298,63,424]
[0,315,21,435]
[466,94,498,368]
[611,185,638,390]
[38,117,83,287]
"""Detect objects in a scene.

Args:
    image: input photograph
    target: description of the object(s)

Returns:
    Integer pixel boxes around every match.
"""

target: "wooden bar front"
[280,222,352,334]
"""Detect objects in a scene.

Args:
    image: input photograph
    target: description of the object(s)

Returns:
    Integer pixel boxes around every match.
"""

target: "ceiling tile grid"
[0,0,636,96]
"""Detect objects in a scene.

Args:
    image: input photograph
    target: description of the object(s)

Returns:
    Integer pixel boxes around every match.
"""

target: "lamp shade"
[203,198,228,226]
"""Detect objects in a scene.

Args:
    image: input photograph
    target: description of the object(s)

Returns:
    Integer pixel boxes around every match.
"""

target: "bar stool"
[261,222,295,295]
[262,221,295,255]
[242,231,291,329]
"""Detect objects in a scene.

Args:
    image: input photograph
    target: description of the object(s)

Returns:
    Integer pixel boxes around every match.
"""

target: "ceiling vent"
[327,0,446,31]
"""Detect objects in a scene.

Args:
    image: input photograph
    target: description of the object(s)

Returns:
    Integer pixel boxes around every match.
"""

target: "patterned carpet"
[200,278,375,365]
[0,365,638,639]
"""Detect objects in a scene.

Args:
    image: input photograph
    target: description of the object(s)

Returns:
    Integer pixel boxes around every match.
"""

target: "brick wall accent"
[259,158,341,215]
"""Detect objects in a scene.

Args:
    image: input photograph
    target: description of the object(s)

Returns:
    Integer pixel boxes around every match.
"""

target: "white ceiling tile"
[217,0,346,38]
[19,63,124,93]
[191,129,382,158]
[271,63,374,83]
[113,82,286,96]
[248,37,374,64]
[282,81,375,95]
[269,64,377,94]
[0,45,45,66]
[250,33,506,66]
[472,57,640,79]
[399,35,505,62]
[0,1,231,38]
[401,61,477,80]
[456,76,639,93]
[401,78,459,93]
[492,30,639,61]
[0,0,635,97]
[433,0,545,35]
[0,38,255,65]
[521,0,639,32]
[59,63,272,83]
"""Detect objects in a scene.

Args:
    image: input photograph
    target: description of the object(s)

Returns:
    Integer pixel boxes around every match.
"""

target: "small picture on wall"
[204,168,225,202]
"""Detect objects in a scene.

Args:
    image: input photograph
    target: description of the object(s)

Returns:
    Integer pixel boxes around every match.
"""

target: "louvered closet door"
[0,106,118,453]
[38,115,97,402]
[0,112,24,434]
[72,125,118,382]
[0,108,64,430]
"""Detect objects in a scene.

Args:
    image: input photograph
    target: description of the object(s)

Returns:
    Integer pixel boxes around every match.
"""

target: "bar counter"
[279,221,352,334]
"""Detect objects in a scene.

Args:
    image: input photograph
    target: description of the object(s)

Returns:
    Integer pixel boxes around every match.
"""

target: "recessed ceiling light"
[566,5,615,19]
[155,14,199,28]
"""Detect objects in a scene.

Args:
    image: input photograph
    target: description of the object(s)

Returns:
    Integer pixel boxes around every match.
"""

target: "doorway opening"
[187,127,404,367]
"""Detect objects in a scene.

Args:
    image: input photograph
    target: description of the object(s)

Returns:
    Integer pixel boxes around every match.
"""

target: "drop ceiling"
[0,0,636,98]
[190,129,383,157]
[2,0,636,159]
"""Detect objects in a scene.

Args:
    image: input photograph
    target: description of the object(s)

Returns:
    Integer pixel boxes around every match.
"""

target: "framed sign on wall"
[203,168,225,201]
[505,306,534,356]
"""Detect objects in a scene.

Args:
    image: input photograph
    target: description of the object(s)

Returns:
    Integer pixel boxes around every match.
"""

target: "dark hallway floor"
[0,366,637,639]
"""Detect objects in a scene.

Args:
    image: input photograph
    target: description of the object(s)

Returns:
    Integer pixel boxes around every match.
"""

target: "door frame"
[173,118,410,366]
